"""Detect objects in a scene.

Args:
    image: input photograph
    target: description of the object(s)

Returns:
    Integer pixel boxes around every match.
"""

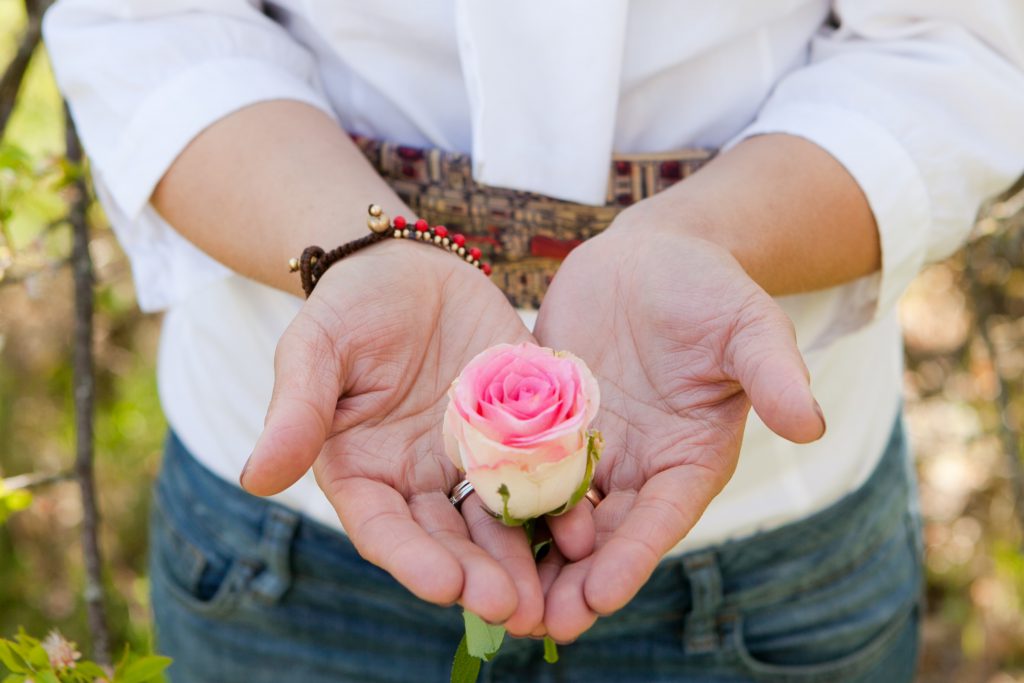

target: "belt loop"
[250,507,300,604]
[681,551,724,654]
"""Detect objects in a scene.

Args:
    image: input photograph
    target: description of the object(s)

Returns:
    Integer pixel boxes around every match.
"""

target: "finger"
[584,466,721,616]
[242,310,343,495]
[463,496,544,636]
[538,544,568,599]
[323,476,465,606]
[546,501,595,562]
[543,554,598,643]
[407,491,520,624]
[727,296,825,443]
[529,544,568,638]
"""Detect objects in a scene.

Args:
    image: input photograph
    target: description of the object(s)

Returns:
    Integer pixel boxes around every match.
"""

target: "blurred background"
[1,1,1023,680]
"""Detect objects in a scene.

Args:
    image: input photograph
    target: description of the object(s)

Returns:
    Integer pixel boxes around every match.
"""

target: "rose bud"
[443,342,602,523]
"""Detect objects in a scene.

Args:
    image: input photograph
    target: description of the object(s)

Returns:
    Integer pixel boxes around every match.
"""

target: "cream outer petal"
[466,442,589,520]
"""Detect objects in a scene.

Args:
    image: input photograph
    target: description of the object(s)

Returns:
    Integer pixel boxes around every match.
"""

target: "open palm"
[241,240,547,634]
[535,223,825,641]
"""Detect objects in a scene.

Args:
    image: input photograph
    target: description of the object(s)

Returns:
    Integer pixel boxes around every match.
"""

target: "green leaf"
[0,642,27,674]
[462,612,505,662]
[543,637,559,664]
[36,671,58,683]
[2,673,23,683]
[113,644,132,680]
[449,635,481,683]
[75,662,109,680]
[0,641,32,675]
[25,645,48,671]
[117,656,172,683]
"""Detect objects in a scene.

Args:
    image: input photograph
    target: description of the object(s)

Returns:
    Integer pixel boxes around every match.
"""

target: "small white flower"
[41,629,81,670]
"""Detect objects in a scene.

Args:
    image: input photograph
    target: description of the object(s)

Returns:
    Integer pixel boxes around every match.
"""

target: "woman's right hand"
[239,239,548,635]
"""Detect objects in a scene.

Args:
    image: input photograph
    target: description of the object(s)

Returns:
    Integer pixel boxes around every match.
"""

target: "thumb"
[726,294,825,444]
[241,310,344,496]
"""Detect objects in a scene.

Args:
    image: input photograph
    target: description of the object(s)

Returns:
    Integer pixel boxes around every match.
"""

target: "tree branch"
[0,1,50,137]
[66,103,111,667]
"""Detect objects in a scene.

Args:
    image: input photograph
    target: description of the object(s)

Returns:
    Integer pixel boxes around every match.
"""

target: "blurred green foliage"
[0,628,170,682]
[0,0,165,664]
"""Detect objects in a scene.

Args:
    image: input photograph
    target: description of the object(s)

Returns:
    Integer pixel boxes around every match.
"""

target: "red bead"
[482,263,492,276]
[393,216,407,229]
[415,219,429,232]
[434,225,448,238]
[469,247,482,260]
[452,234,466,247]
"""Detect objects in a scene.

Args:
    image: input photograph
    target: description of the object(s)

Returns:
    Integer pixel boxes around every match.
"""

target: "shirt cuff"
[102,57,334,218]
[728,100,932,319]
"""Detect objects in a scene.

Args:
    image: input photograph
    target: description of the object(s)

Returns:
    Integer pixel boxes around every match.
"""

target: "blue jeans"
[150,416,922,682]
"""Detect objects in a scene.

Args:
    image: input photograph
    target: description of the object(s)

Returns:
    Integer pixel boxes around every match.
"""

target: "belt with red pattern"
[352,134,714,309]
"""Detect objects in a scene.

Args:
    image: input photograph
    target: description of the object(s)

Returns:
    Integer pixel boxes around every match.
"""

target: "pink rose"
[443,342,601,521]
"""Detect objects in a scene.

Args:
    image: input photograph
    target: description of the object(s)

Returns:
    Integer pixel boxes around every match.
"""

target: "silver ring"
[585,486,604,507]
[449,480,475,508]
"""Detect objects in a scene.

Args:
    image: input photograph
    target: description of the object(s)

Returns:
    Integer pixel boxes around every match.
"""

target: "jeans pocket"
[733,515,921,682]
[149,493,260,617]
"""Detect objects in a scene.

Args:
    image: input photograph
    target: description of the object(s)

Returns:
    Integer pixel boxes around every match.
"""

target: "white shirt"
[44,1,1024,552]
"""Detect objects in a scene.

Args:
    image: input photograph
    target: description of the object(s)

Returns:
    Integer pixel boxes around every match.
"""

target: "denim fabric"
[150,415,922,683]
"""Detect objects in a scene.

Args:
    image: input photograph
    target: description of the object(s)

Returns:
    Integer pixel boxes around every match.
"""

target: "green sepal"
[495,485,531,527]
[462,611,505,662]
[450,635,482,683]
[546,430,603,517]
[543,637,559,664]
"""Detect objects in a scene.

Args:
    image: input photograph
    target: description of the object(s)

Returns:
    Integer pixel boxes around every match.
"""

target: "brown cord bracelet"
[289,204,493,298]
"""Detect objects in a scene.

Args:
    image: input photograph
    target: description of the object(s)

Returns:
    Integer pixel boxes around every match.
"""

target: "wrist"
[297,206,493,298]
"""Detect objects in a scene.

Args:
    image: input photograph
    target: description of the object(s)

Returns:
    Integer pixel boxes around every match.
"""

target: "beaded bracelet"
[289,204,492,298]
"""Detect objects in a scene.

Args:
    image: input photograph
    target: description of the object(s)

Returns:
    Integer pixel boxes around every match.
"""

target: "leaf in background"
[116,655,172,683]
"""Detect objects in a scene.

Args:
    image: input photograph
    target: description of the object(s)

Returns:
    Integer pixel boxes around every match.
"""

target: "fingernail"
[239,455,253,489]
[812,400,827,437]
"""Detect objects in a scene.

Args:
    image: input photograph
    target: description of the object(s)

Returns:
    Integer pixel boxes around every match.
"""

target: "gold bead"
[368,204,383,217]
[393,229,402,238]
[368,216,390,234]
[402,229,411,238]
[288,258,300,272]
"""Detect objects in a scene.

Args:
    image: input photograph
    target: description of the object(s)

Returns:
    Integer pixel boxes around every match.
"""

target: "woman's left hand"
[533,208,826,642]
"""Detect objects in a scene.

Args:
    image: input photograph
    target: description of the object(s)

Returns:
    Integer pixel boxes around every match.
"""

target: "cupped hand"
[533,211,826,641]
[240,239,551,634]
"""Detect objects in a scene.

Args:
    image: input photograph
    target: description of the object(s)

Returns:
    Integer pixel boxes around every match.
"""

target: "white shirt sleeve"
[731,0,1024,343]
[44,0,335,311]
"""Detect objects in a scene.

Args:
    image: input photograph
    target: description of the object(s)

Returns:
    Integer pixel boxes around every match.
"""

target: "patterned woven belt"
[352,135,715,308]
